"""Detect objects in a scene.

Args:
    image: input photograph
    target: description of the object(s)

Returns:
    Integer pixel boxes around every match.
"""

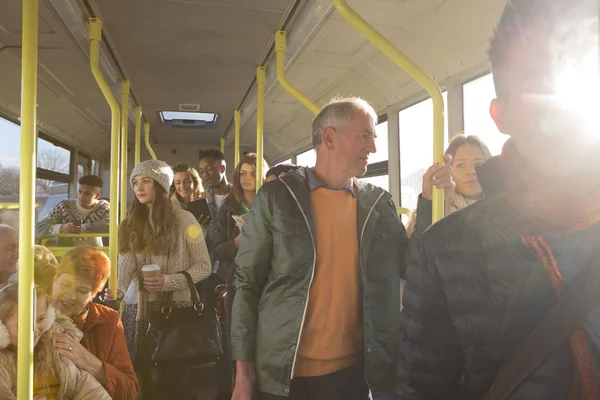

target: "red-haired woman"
[51,246,138,400]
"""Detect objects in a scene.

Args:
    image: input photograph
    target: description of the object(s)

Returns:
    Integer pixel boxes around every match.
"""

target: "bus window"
[37,137,71,175]
[399,93,448,211]
[0,116,21,228]
[296,149,316,167]
[369,120,388,165]
[463,74,509,155]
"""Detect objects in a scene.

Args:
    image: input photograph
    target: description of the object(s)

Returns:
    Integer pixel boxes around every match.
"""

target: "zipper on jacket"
[360,191,385,272]
[280,180,317,379]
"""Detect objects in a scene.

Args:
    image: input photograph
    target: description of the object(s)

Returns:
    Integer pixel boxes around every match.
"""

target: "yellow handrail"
[17,0,38,396]
[0,203,40,209]
[332,0,445,223]
[396,207,411,216]
[220,137,225,155]
[134,106,142,165]
[144,121,157,160]
[120,80,130,222]
[89,18,120,292]
[256,66,266,192]
[39,233,110,247]
[234,109,241,166]
[275,30,320,115]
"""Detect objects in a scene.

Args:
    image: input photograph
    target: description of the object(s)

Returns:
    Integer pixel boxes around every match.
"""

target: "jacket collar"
[81,301,106,333]
[280,167,388,250]
[477,155,509,198]
[305,168,356,197]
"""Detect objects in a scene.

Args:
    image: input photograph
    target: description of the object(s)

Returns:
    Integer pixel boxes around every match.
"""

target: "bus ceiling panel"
[435,0,507,48]
[160,0,291,12]
[294,18,388,69]
[327,0,446,30]
[90,0,295,143]
[267,63,344,111]
[0,0,76,48]
[315,69,388,112]
[223,0,335,144]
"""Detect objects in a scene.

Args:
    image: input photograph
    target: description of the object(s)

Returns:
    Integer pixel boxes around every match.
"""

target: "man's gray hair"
[311,97,378,147]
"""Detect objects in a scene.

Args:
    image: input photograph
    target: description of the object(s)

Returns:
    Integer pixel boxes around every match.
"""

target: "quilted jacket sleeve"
[397,234,465,399]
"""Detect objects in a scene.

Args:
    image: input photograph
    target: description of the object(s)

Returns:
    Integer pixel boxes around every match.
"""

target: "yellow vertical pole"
[275,31,320,115]
[332,0,444,223]
[220,137,225,155]
[17,0,38,397]
[256,66,265,192]
[144,121,157,160]
[89,18,120,291]
[234,109,241,166]
[120,80,130,222]
[134,106,142,166]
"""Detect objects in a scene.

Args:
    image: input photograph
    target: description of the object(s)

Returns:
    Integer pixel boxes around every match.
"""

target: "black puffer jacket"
[397,156,600,399]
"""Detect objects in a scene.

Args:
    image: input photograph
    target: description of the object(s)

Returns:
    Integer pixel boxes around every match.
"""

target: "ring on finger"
[68,346,73,352]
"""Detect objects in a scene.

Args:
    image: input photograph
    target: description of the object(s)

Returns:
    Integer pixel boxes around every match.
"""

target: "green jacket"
[231,167,408,396]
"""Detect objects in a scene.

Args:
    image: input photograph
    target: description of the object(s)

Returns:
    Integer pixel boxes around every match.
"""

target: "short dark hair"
[199,149,225,162]
[266,164,300,179]
[488,0,596,99]
[78,175,103,188]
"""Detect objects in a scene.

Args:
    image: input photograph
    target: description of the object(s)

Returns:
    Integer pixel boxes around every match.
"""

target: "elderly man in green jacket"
[230,97,408,400]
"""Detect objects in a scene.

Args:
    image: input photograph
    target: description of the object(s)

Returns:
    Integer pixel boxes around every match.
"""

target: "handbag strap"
[484,244,600,400]
[178,270,205,311]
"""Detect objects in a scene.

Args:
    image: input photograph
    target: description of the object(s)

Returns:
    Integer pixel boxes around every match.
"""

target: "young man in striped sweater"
[36,175,109,247]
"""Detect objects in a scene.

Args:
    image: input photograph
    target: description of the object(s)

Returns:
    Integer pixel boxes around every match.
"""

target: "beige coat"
[0,351,111,400]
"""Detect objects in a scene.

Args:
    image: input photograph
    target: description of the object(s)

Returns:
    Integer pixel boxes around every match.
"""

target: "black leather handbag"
[144,270,224,362]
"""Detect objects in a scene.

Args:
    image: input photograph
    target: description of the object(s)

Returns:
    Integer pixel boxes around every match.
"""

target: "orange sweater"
[294,187,363,377]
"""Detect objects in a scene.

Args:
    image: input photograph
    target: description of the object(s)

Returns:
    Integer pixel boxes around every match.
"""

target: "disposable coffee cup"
[142,264,161,278]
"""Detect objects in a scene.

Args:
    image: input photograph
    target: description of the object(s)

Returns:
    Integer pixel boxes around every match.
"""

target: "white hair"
[311,97,378,147]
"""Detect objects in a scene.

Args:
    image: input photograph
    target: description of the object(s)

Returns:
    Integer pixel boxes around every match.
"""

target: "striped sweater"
[35,199,110,247]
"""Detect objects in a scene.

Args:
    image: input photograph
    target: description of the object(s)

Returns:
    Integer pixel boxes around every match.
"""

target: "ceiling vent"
[160,111,218,129]
[179,104,201,112]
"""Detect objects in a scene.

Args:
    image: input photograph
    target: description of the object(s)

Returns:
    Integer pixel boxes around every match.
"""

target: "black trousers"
[257,363,369,400]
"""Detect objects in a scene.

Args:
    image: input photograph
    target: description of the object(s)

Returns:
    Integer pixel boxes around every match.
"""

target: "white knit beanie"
[130,160,174,194]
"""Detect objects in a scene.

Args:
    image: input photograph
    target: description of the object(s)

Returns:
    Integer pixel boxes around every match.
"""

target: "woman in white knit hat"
[115,160,212,397]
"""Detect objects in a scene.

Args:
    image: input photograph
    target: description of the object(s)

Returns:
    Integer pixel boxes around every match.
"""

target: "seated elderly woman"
[51,246,138,399]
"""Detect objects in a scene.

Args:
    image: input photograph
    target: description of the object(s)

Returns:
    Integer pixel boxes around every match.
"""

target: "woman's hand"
[55,332,105,384]
[235,217,245,231]
[422,154,455,201]
[144,275,166,292]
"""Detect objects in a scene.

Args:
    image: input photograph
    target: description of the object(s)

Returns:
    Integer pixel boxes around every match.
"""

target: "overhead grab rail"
[332,0,445,223]
[256,66,266,193]
[275,30,320,115]
[89,18,120,291]
[144,121,157,160]
[234,109,241,166]
[220,137,225,155]
[134,106,142,166]
[120,80,130,222]
[17,0,39,396]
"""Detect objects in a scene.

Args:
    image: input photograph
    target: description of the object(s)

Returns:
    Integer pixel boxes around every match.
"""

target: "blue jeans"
[372,393,396,400]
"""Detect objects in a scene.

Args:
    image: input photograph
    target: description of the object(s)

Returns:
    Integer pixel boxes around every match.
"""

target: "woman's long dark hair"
[119,182,178,255]
[231,153,268,206]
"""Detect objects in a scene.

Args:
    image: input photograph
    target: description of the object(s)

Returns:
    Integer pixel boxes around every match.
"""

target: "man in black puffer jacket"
[397,0,600,399]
